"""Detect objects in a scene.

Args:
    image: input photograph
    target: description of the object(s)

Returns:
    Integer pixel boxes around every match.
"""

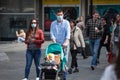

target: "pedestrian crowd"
[18,9,120,80]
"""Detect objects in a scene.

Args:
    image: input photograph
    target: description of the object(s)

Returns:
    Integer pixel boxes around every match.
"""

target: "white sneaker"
[22,78,28,80]
[36,77,39,80]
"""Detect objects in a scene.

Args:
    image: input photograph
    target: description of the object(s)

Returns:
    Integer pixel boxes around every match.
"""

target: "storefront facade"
[0,0,120,41]
[93,0,120,19]
[0,0,35,40]
[0,0,83,40]
[43,0,81,33]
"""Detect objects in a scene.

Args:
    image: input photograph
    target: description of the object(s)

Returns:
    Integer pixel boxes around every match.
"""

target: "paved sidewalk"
[0,52,9,61]
[0,41,108,80]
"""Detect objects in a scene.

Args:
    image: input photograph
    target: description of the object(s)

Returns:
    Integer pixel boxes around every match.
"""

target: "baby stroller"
[40,43,67,80]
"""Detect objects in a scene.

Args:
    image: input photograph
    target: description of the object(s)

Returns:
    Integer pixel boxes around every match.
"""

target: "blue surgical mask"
[31,23,36,28]
[57,15,63,21]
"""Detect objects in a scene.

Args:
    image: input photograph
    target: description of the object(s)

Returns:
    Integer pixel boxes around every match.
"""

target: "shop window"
[10,18,27,28]
[0,0,34,13]
[44,7,79,31]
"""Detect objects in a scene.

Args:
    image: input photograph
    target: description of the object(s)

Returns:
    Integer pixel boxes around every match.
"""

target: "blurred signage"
[43,0,80,5]
[93,0,120,4]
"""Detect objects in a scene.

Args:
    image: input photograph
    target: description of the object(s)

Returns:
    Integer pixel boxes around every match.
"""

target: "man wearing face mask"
[50,9,70,80]
[50,9,70,61]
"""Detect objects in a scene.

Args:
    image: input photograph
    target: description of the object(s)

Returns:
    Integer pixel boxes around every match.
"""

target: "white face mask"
[31,23,36,28]
[57,15,63,21]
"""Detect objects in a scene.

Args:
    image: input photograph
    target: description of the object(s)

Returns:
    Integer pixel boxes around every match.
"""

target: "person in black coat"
[97,17,111,63]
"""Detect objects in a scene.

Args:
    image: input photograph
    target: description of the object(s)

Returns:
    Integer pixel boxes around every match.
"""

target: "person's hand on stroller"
[62,39,69,48]
[52,38,56,43]
[62,43,67,49]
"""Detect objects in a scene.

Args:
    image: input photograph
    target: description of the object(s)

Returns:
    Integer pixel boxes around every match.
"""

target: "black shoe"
[73,68,79,73]
[68,68,72,74]
[91,66,95,70]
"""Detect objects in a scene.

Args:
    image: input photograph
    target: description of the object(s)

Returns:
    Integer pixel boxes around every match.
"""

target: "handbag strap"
[72,27,78,48]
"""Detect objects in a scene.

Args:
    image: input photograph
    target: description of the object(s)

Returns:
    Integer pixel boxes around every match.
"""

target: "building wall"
[0,0,35,41]
[43,0,81,34]
[92,0,120,22]
[0,0,120,41]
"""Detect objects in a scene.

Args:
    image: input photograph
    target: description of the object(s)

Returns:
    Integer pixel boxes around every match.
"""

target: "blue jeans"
[63,44,70,63]
[62,44,69,80]
[89,38,100,66]
[25,49,41,78]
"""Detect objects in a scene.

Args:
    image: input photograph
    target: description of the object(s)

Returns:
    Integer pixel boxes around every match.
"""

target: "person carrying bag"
[68,20,87,74]
[72,26,88,59]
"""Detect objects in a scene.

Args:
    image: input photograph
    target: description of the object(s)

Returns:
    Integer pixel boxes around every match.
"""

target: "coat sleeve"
[50,22,56,40]
[78,28,85,48]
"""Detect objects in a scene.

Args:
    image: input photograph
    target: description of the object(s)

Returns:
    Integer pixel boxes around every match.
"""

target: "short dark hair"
[102,17,107,21]
[56,9,64,14]
[92,11,99,15]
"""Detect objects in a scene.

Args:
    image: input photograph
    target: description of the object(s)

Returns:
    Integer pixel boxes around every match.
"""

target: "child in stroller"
[40,43,66,80]
[45,53,60,70]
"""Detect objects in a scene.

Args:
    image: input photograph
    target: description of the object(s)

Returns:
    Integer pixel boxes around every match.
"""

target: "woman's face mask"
[31,23,37,28]
[31,20,37,28]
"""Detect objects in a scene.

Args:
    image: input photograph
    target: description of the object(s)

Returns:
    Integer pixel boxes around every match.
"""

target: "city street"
[0,41,109,80]
[0,0,120,80]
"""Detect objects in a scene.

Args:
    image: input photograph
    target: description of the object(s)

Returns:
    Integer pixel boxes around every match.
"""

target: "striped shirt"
[50,19,70,45]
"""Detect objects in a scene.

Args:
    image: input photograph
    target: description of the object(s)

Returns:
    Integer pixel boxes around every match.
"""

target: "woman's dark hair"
[102,17,112,27]
[102,17,107,23]
[69,19,76,26]
[26,18,39,38]
[115,35,120,79]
